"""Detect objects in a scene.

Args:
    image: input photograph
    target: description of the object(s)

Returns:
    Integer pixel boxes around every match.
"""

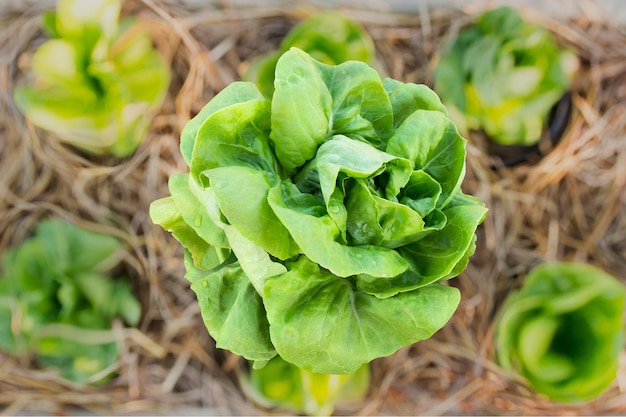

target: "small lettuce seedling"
[14,0,170,157]
[0,219,141,384]
[244,11,379,97]
[151,47,486,383]
[495,262,625,403]
[434,6,578,146]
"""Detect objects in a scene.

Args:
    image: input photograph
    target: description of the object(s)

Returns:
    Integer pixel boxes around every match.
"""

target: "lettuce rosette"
[244,11,378,98]
[495,262,625,403]
[0,219,141,384]
[150,48,487,374]
[434,6,577,146]
[14,0,170,157]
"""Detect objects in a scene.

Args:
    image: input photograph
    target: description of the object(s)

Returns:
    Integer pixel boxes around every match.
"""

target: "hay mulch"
[1,0,625,415]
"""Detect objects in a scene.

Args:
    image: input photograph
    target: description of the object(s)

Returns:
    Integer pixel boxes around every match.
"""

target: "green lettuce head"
[495,262,626,403]
[14,0,170,157]
[150,48,487,375]
[244,11,378,98]
[0,219,141,384]
[242,355,370,416]
[434,6,578,146]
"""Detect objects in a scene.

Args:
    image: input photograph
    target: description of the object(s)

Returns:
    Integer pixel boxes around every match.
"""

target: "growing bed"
[1,0,625,415]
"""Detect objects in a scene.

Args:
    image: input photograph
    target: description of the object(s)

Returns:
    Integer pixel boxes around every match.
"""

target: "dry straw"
[1,0,625,415]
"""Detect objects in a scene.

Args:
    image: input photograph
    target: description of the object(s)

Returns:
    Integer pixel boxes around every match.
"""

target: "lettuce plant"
[151,47,486,381]
[0,219,141,384]
[434,6,578,146]
[495,262,625,403]
[14,0,170,157]
[242,356,370,415]
[244,11,378,98]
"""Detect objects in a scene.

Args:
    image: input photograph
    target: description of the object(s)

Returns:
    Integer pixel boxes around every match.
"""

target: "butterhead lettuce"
[434,6,578,146]
[14,0,170,157]
[150,48,487,375]
[244,11,378,98]
[495,262,625,403]
[0,219,141,384]
[242,355,370,416]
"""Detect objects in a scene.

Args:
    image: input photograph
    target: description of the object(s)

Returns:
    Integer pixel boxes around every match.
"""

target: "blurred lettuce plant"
[434,6,578,146]
[495,262,625,403]
[14,0,170,157]
[242,356,370,415]
[0,219,141,384]
[243,11,379,97]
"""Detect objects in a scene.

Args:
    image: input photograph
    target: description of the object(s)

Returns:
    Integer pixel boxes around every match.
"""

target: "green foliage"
[242,355,370,416]
[0,219,141,384]
[150,48,487,375]
[434,6,578,145]
[14,0,170,157]
[243,11,379,98]
[495,262,625,403]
